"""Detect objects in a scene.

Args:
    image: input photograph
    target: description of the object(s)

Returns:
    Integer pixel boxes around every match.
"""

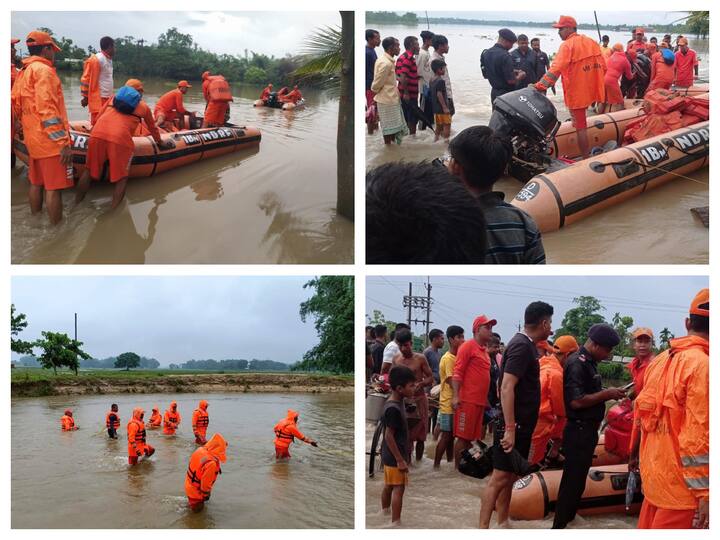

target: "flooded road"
[12,76,353,264]
[366,23,709,264]
[12,392,353,528]
[365,421,635,529]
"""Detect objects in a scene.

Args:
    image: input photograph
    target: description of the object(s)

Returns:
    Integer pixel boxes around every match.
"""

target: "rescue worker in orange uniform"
[630,289,709,529]
[61,409,78,431]
[127,407,155,465]
[148,406,162,428]
[163,401,181,435]
[626,28,647,55]
[273,409,317,459]
[648,43,675,92]
[201,71,213,106]
[528,335,578,466]
[627,328,654,398]
[260,83,273,102]
[154,80,195,131]
[280,85,303,105]
[10,31,74,225]
[80,36,115,125]
[185,433,228,512]
[75,78,173,209]
[11,37,20,168]
[192,400,210,445]
[202,74,231,128]
[535,15,607,159]
[106,403,121,439]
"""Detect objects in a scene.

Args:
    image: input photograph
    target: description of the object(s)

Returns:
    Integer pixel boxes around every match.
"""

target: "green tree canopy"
[294,276,354,373]
[658,327,675,351]
[611,312,635,357]
[34,332,91,375]
[115,351,141,371]
[11,304,34,355]
[554,296,606,345]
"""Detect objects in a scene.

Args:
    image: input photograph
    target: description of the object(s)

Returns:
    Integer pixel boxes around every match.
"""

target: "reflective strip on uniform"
[48,130,67,140]
[41,117,62,127]
[684,476,709,489]
[681,454,709,467]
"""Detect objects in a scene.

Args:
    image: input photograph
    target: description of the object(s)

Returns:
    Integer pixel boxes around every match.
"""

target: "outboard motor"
[266,91,279,108]
[458,441,494,479]
[622,53,651,99]
[489,87,561,182]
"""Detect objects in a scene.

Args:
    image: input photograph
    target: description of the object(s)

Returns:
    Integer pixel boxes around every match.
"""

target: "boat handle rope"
[590,158,708,186]
[632,159,709,186]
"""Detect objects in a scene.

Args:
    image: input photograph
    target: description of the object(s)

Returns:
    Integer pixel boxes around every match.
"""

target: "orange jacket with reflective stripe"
[154,88,187,115]
[11,56,70,159]
[80,53,109,114]
[534,354,566,440]
[149,411,162,427]
[274,412,306,449]
[92,97,162,149]
[636,335,708,509]
[106,411,120,429]
[536,32,607,109]
[185,446,221,500]
[61,415,75,430]
[192,408,209,431]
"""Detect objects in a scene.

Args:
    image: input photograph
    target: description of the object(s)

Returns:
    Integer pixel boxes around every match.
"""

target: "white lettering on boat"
[638,142,668,165]
[673,127,709,151]
[515,181,540,202]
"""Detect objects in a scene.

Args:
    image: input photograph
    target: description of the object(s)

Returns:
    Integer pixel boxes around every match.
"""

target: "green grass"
[10,367,353,383]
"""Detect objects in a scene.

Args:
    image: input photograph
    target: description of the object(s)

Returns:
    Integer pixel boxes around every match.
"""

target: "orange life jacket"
[185,447,221,500]
[208,77,233,102]
[61,415,75,431]
[274,410,305,448]
[149,411,162,427]
[163,407,181,433]
[193,405,209,433]
[106,411,120,429]
[127,418,146,444]
[636,335,709,510]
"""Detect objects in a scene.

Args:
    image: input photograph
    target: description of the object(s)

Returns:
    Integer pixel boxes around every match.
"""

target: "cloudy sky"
[406,11,689,26]
[11,11,339,58]
[12,276,325,366]
[366,276,707,342]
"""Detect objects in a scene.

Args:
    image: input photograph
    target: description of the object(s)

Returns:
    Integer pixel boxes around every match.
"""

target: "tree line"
[169,359,289,371]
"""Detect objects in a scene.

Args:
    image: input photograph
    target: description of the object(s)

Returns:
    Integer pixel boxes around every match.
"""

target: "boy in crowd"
[434,325,465,468]
[380,365,416,524]
[430,59,451,141]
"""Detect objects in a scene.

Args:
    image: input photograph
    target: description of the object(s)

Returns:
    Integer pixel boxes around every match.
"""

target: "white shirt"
[431,51,452,99]
[418,48,433,89]
[96,52,114,98]
[382,341,400,364]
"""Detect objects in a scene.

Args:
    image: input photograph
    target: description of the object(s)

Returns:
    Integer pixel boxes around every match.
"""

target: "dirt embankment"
[11,373,354,398]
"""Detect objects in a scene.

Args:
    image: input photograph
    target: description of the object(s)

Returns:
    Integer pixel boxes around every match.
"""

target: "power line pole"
[74,312,77,341]
[407,282,412,328]
[402,280,433,347]
[424,277,432,347]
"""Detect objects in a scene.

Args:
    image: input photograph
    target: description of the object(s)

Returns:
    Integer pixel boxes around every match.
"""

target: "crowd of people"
[369,288,709,529]
[60,399,317,512]
[10,31,235,224]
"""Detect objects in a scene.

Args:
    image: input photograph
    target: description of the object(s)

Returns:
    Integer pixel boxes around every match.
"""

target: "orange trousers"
[638,500,695,529]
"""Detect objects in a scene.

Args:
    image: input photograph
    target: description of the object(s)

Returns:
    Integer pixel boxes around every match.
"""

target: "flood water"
[12,392,354,528]
[365,422,635,529]
[12,75,353,264]
[367,22,709,264]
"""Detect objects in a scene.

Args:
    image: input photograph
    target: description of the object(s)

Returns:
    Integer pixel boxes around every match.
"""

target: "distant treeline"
[31,26,301,85]
[365,11,705,36]
[14,355,291,371]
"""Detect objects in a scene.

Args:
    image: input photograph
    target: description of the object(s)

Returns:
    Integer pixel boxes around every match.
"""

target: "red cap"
[11,38,20,45]
[552,16,578,29]
[178,80,192,88]
[472,315,497,333]
[632,327,654,339]
[125,78,144,92]
[689,288,709,317]
[553,335,579,354]
[26,30,61,52]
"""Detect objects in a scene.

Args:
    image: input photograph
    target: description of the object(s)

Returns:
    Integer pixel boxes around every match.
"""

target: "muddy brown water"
[365,421,635,529]
[12,75,353,264]
[366,23,709,264]
[12,392,353,528]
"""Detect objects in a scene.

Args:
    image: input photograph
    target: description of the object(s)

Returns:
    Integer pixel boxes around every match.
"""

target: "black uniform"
[481,43,517,105]
[511,48,539,84]
[552,346,604,528]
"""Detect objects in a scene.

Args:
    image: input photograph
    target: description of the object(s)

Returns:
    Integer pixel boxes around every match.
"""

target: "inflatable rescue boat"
[253,89,305,111]
[487,87,709,233]
[12,117,261,180]
[509,464,643,520]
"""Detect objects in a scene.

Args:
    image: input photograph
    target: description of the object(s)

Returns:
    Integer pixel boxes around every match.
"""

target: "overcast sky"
[11,11,339,58]
[407,11,689,26]
[12,276,323,366]
[366,276,707,342]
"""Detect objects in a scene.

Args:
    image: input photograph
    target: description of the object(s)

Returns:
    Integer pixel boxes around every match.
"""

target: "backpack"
[661,48,675,65]
[208,77,233,102]
[113,86,142,114]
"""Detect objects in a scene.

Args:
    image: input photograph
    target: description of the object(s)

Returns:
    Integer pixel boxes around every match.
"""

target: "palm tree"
[293,12,354,221]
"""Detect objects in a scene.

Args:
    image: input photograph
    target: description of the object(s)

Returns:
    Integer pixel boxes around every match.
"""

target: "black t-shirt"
[381,400,408,467]
[430,78,447,114]
[498,333,540,428]
[510,48,540,84]
[487,353,500,408]
[481,44,516,92]
[563,346,605,422]
[370,340,385,374]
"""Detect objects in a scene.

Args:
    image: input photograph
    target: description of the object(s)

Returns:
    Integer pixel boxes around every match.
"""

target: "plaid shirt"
[395,51,419,100]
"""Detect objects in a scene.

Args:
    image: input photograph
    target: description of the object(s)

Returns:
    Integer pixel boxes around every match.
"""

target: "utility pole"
[402,279,433,347]
[424,277,432,347]
[407,282,412,328]
[74,312,77,341]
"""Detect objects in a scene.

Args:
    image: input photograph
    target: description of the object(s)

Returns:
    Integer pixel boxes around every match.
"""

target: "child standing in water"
[430,59,451,142]
[380,365,416,524]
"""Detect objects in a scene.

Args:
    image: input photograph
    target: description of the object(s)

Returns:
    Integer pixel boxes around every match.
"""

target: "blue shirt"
[366,46,378,91]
